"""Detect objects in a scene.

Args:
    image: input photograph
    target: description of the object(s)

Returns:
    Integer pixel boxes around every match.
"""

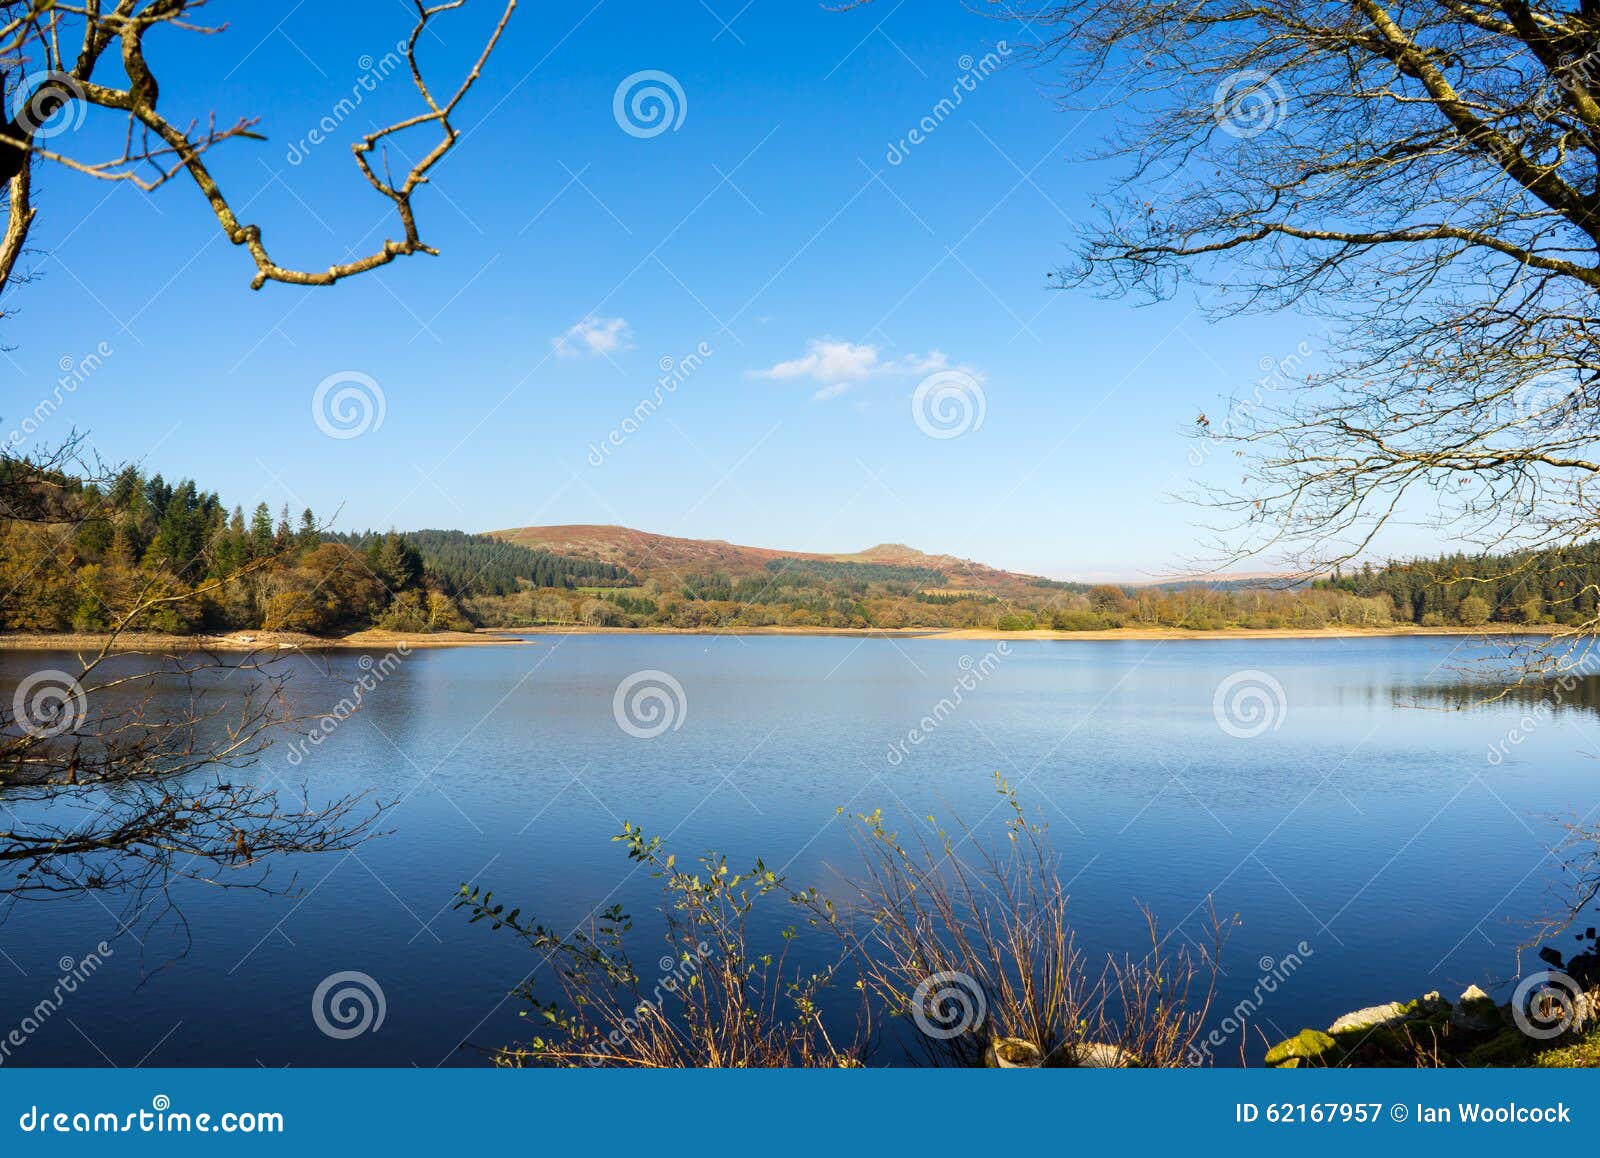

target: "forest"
[0,460,1587,639]
[0,464,630,636]
[1316,550,1600,628]
[464,552,1563,633]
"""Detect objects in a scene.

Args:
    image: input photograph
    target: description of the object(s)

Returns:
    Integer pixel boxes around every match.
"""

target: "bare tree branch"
[0,0,516,300]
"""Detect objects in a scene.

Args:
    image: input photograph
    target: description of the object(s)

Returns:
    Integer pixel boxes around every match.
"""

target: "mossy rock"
[1450,986,1502,1035]
[1059,1041,1139,1068]
[1397,991,1451,1022]
[1327,1002,1407,1035]
[1265,1028,1340,1068]
[985,1037,1044,1068]
[1328,991,1449,1035]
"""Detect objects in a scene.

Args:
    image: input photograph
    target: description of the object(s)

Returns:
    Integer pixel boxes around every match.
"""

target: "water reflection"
[1407,672,1600,717]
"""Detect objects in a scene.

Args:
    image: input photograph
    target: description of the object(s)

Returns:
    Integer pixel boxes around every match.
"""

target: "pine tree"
[274,503,292,552]
[249,502,275,559]
[372,531,423,592]
[108,466,140,509]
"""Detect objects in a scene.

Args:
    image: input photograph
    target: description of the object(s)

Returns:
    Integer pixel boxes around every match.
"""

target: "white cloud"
[755,338,984,402]
[553,315,633,359]
[903,350,955,375]
[757,339,882,384]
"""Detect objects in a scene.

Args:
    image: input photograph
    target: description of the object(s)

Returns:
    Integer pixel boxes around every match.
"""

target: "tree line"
[465,563,1397,632]
[1319,547,1600,628]
[6,459,1587,638]
[327,529,629,596]
[0,464,627,637]
[469,547,1600,633]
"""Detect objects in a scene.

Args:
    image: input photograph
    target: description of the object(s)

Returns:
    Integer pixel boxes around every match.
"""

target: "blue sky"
[5,1,1347,580]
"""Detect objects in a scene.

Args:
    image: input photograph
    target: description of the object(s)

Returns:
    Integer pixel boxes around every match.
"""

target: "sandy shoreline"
[472,623,1566,642]
[520,625,943,638]
[0,623,1562,651]
[922,624,1566,642]
[0,629,534,653]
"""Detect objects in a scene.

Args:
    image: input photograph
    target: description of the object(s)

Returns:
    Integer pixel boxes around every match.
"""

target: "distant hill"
[487,524,1057,594]
[490,524,808,575]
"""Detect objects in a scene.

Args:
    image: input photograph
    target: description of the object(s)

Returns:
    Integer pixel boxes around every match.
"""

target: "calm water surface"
[0,634,1594,1065]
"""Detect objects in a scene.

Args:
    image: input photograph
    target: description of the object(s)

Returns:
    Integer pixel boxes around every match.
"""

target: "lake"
[0,633,1594,1066]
